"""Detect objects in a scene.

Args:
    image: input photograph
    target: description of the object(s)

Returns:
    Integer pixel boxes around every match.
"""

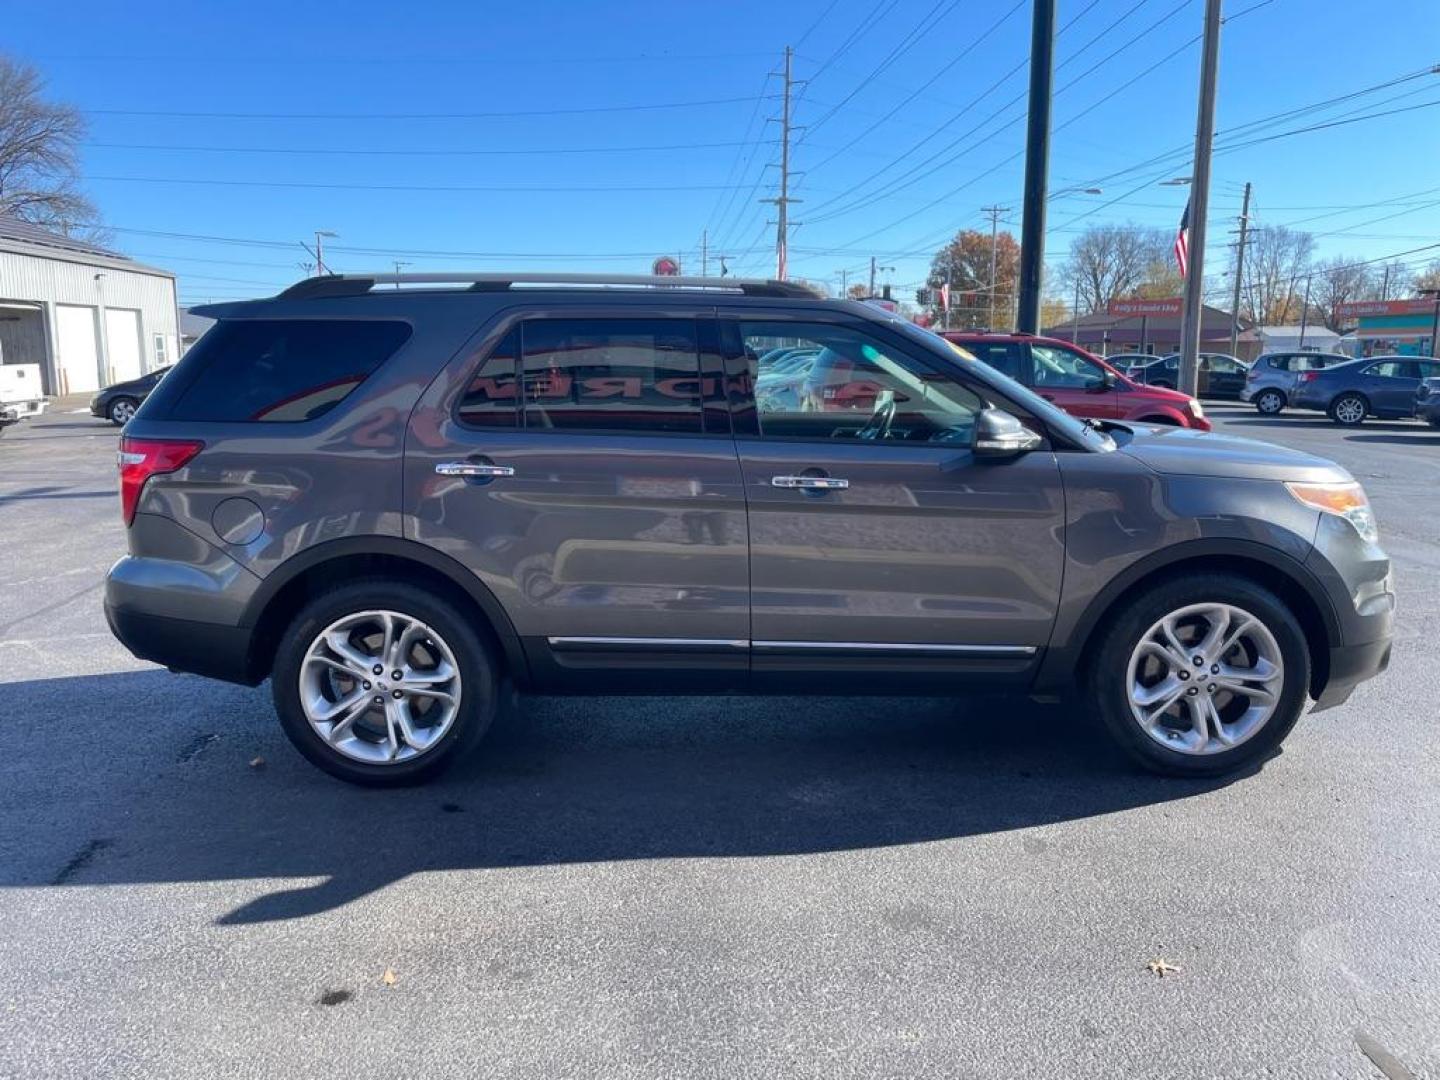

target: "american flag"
[940,282,951,312]
[1174,197,1191,278]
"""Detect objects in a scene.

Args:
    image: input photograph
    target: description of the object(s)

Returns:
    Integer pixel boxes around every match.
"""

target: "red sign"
[1335,298,1436,319]
[652,256,680,277]
[1107,298,1182,317]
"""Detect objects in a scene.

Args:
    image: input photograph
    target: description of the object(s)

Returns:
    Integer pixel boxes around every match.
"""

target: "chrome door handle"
[435,462,515,478]
[772,475,849,490]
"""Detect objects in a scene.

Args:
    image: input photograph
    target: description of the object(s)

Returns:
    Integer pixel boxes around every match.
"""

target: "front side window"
[520,318,702,434]
[1030,344,1105,390]
[738,321,982,444]
[166,319,411,422]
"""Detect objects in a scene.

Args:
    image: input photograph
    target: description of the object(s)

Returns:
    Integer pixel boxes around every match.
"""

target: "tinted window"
[167,319,410,422]
[521,318,701,434]
[1416,360,1440,379]
[739,321,982,444]
[457,328,519,428]
[1031,344,1105,389]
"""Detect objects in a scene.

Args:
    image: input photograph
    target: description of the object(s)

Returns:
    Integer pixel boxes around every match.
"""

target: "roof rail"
[277,272,825,300]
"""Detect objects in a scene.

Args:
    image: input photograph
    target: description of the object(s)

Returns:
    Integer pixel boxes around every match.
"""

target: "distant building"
[181,308,216,351]
[1335,298,1440,358]
[1235,325,1343,358]
[1043,299,1243,357]
[0,216,179,396]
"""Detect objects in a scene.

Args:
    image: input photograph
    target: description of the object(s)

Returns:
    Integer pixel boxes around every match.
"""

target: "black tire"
[107,397,139,426]
[1426,416,1440,431]
[1089,573,1311,778]
[272,579,499,786]
[1254,389,1285,415]
[1327,391,1368,426]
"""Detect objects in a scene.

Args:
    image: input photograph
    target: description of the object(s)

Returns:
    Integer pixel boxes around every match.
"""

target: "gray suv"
[105,273,1394,786]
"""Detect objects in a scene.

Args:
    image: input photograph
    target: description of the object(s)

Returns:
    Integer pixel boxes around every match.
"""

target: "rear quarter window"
[159,319,411,422]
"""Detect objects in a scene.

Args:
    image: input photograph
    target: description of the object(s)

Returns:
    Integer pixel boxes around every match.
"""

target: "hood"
[1122,380,1192,402]
[1115,423,1351,483]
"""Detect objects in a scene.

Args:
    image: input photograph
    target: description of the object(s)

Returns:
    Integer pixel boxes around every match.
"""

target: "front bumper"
[1313,635,1392,711]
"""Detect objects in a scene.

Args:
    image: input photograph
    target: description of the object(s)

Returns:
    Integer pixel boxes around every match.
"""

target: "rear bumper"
[105,602,258,684]
[1416,399,1440,425]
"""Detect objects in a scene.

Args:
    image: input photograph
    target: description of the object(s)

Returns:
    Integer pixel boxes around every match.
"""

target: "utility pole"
[1298,274,1312,348]
[1228,181,1251,357]
[761,46,800,281]
[700,229,708,277]
[982,205,1011,328]
[869,256,876,297]
[1381,264,1391,300]
[313,229,338,276]
[839,268,849,296]
[391,259,411,288]
[1015,0,1055,334]
[1177,0,1223,398]
[1072,277,1081,343]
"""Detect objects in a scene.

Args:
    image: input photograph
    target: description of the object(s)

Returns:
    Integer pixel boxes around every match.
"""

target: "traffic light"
[916,287,932,306]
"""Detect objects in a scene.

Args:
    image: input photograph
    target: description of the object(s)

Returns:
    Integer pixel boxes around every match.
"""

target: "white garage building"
[0,216,180,397]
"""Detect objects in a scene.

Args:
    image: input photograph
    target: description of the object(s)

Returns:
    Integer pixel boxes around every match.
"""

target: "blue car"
[1291,355,1440,426]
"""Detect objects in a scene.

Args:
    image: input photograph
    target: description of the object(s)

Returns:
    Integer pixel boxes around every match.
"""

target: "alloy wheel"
[299,609,463,764]
[1256,391,1283,414]
[1333,396,1366,425]
[111,400,136,424]
[1124,602,1284,755]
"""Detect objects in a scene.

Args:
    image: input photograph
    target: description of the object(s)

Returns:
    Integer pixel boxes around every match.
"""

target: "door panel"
[728,314,1064,688]
[405,310,749,689]
[1366,360,1419,416]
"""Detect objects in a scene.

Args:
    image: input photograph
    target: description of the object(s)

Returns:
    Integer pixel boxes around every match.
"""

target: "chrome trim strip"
[546,637,1036,657]
[751,640,1037,656]
[547,636,750,650]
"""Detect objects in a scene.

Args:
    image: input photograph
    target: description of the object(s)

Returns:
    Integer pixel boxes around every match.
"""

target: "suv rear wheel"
[1090,574,1310,777]
[272,580,498,786]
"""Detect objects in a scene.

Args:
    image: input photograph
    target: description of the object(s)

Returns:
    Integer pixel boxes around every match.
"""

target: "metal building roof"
[0,215,173,277]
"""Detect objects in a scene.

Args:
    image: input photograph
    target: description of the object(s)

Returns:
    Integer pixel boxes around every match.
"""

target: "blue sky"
[11,0,1440,306]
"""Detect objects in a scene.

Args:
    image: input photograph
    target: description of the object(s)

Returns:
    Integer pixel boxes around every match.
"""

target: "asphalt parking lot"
[1,402,1436,1079]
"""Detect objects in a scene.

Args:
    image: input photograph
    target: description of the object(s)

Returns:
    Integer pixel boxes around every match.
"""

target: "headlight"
[1188,398,1205,418]
[1285,481,1378,544]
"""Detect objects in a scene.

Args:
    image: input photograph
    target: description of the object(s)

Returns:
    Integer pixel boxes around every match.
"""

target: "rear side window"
[520,318,702,434]
[457,328,519,428]
[166,319,410,422]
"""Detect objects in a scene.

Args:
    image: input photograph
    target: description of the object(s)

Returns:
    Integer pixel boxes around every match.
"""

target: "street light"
[1159,177,1192,187]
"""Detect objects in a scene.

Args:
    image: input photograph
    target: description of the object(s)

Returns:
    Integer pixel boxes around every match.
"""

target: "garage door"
[104,308,143,384]
[56,304,100,394]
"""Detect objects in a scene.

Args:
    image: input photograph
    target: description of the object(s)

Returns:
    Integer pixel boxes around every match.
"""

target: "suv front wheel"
[272,580,499,786]
[1090,574,1311,777]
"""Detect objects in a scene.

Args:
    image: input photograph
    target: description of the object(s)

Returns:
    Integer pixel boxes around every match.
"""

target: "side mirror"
[1085,371,1116,393]
[972,407,1044,458]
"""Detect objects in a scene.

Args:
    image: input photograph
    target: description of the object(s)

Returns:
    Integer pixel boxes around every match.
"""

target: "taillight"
[118,437,203,525]
[1299,371,1319,383]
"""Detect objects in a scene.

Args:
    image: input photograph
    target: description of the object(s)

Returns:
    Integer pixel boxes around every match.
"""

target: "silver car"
[1241,352,1350,415]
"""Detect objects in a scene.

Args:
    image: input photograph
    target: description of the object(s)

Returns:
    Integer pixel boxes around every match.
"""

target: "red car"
[941,331,1210,431]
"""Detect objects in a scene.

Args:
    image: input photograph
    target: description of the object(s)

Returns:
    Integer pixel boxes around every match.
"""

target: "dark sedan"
[1291,355,1440,425]
[1125,352,1249,399]
[89,366,171,426]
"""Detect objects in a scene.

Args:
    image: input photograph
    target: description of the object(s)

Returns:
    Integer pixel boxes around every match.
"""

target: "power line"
[85,139,761,158]
[88,95,759,121]
[83,174,777,194]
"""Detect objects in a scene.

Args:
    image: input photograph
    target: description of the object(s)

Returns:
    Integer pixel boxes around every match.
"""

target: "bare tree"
[1057,225,1172,315]
[1311,255,1375,331]
[1377,259,1414,299]
[1416,259,1440,294]
[0,55,100,237]
[1241,225,1314,324]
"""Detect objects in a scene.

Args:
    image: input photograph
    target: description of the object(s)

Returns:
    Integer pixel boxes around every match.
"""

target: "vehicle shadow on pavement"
[1345,433,1440,446]
[0,669,1245,925]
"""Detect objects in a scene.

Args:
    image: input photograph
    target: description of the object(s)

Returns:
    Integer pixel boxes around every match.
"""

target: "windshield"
[893,321,1115,450]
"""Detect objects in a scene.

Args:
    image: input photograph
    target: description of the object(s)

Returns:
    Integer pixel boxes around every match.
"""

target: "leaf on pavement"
[1146,958,1182,977]
[382,967,398,987]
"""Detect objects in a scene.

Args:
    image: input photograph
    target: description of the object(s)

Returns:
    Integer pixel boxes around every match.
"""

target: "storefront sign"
[1107,298,1182,317]
[1335,298,1436,319]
